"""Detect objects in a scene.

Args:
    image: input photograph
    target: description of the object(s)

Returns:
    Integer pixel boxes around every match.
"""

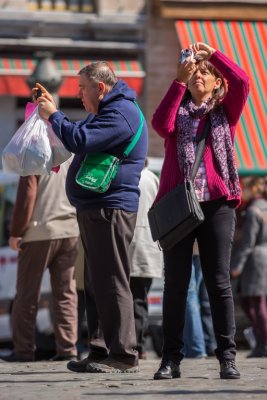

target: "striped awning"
[0,58,145,97]
[175,20,267,176]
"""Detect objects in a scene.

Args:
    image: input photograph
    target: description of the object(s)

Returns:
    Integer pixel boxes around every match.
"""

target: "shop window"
[27,0,95,12]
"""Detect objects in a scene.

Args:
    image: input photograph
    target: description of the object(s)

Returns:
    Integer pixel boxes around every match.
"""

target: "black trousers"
[130,277,153,354]
[77,208,138,366]
[77,289,86,345]
[162,198,237,363]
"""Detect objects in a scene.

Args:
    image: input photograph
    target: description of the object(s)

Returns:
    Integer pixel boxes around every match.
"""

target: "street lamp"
[26,51,62,105]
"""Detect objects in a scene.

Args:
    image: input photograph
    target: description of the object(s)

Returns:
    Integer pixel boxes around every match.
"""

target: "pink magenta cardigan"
[151,50,249,208]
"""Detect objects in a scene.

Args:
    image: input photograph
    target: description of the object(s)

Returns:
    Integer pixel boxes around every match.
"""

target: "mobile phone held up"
[36,88,42,99]
[180,49,194,64]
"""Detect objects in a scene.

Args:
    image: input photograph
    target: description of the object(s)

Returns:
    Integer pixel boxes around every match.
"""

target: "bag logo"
[84,174,98,183]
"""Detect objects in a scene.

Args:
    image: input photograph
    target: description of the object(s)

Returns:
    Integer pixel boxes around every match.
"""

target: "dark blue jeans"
[162,198,237,363]
[183,261,206,357]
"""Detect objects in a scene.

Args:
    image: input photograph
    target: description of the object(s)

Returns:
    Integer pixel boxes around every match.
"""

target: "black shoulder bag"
[147,118,210,251]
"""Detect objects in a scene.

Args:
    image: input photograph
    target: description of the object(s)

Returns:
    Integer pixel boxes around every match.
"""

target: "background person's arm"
[9,176,38,250]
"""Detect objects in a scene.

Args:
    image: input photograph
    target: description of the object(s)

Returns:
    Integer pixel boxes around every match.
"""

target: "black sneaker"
[86,358,139,373]
[67,353,107,373]
[154,359,181,380]
[0,352,34,362]
[220,360,240,379]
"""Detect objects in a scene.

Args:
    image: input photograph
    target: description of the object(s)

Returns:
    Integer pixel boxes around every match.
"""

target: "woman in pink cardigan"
[151,42,249,380]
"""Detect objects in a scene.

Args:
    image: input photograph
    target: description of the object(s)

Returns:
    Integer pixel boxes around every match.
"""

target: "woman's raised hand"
[190,42,216,60]
[176,53,197,84]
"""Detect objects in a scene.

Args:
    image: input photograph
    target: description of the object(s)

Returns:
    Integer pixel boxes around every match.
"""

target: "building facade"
[146,0,267,175]
[0,0,147,162]
[0,0,266,174]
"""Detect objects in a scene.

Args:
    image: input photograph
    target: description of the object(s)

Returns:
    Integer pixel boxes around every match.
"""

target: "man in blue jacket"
[36,61,148,373]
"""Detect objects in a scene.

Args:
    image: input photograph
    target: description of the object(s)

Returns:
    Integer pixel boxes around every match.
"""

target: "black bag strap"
[190,116,210,181]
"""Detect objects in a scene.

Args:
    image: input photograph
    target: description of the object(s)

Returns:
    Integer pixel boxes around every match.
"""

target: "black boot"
[154,359,181,380]
[220,360,240,379]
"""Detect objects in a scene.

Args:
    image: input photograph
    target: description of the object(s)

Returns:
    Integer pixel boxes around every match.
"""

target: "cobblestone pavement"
[0,351,266,400]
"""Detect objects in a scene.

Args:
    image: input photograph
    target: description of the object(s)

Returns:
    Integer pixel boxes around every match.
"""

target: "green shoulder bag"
[75,103,144,193]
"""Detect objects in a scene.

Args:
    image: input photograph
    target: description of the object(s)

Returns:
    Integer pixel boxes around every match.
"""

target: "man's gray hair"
[79,61,118,88]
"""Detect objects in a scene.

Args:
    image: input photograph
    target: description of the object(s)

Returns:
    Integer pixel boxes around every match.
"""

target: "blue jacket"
[49,80,148,212]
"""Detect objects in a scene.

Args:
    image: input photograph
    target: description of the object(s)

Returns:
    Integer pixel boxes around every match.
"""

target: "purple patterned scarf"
[176,98,240,197]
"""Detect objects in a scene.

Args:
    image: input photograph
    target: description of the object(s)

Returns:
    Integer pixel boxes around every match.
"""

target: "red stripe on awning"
[0,76,29,97]
[0,75,144,98]
[0,58,145,97]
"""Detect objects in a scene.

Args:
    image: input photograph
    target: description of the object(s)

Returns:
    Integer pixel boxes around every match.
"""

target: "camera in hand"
[180,49,193,64]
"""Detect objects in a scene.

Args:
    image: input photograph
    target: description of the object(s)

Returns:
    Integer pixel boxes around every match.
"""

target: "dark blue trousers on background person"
[162,198,236,364]
[183,260,206,358]
[197,257,217,356]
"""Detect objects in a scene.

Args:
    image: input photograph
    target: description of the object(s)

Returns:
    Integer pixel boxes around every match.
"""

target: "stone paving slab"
[0,351,266,400]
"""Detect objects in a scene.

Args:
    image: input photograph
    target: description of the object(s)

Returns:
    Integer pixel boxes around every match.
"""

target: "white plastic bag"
[47,123,72,167]
[2,106,71,176]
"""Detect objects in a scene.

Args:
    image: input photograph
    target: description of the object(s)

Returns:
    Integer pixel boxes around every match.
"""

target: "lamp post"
[26,51,62,105]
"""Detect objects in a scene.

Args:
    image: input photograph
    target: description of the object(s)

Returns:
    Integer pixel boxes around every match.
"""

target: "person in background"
[183,256,207,359]
[35,61,148,373]
[74,237,88,360]
[1,158,79,362]
[129,159,163,360]
[196,256,216,357]
[231,176,267,358]
[183,247,216,358]
[151,41,249,380]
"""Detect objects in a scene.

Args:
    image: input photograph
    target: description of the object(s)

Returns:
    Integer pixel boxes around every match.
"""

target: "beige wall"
[0,0,27,7]
[0,0,146,12]
[145,14,180,157]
